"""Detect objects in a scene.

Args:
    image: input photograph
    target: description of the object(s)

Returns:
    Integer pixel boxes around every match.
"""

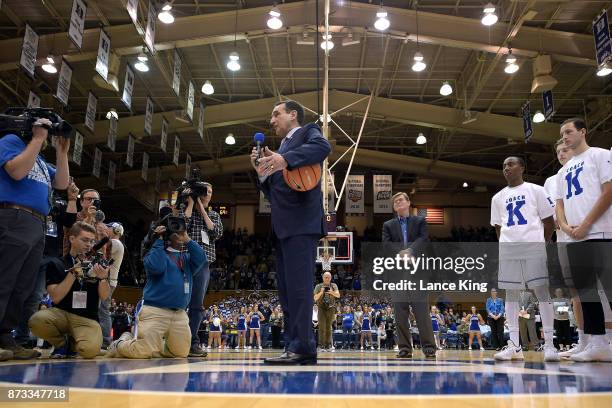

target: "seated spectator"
[106,223,205,359]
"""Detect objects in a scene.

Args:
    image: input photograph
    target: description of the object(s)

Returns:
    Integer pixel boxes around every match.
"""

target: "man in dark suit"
[251,100,331,365]
[382,192,436,358]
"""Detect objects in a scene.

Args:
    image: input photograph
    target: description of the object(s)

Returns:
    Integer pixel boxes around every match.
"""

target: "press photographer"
[177,169,223,357]
[106,214,206,359]
[28,222,110,359]
[0,107,71,361]
[313,272,340,351]
[63,188,110,256]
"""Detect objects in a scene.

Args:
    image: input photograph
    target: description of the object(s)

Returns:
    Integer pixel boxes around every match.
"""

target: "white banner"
[173,136,180,166]
[141,152,149,181]
[68,0,87,49]
[27,91,40,108]
[126,0,138,27]
[144,1,156,55]
[197,98,205,140]
[85,91,97,132]
[108,161,116,190]
[373,175,393,213]
[259,191,271,214]
[185,153,191,179]
[19,24,39,78]
[155,167,161,193]
[107,116,117,151]
[93,147,102,178]
[55,59,72,106]
[186,81,195,122]
[160,117,168,152]
[122,64,135,110]
[144,96,154,136]
[345,175,364,214]
[95,29,110,81]
[72,130,83,166]
[172,49,181,96]
[126,133,135,167]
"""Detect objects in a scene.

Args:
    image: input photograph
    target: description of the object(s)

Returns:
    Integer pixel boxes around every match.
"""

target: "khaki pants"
[317,306,335,348]
[116,305,191,358]
[29,308,102,359]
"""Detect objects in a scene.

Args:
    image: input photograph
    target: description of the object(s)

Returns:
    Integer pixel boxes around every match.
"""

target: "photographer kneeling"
[107,216,205,359]
[28,222,110,359]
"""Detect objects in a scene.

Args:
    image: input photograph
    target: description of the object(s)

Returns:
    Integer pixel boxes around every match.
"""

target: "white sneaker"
[247,346,251,350]
[393,345,399,351]
[571,340,612,362]
[258,346,263,350]
[360,347,364,351]
[494,341,524,361]
[544,346,561,362]
[106,332,133,358]
[468,347,472,351]
[559,342,586,358]
[330,345,336,351]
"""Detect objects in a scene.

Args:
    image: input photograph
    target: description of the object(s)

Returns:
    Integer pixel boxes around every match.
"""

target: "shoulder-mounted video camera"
[0,107,74,141]
[157,214,187,241]
[175,168,208,208]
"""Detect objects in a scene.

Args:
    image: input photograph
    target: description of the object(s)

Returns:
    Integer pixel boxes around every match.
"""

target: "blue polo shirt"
[0,134,55,215]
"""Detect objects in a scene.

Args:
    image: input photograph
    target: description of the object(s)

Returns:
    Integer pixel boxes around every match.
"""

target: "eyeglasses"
[82,196,99,201]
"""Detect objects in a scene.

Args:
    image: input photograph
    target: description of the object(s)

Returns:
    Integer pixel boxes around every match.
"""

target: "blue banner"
[522,102,533,142]
[543,90,554,120]
[593,10,612,66]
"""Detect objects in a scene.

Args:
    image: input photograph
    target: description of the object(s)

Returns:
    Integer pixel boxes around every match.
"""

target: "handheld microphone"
[254,132,265,165]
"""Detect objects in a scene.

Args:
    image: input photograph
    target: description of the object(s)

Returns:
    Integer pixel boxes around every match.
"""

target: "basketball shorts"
[498,257,548,289]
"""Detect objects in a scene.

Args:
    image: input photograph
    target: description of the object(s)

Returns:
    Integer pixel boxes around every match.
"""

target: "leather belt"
[0,203,46,223]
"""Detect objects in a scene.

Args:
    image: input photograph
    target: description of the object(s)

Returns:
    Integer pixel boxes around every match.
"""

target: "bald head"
[322,272,332,284]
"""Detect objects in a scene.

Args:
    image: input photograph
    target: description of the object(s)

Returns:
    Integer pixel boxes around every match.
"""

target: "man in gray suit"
[382,192,436,359]
[519,290,539,350]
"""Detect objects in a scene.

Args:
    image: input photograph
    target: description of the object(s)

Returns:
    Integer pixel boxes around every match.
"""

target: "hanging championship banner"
[186,81,195,122]
[72,130,83,166]
[27,91,40,108]
[107,116,117,151]
[19,24,39,78]
[95,29,111,81]
[122,64,135,110]
[126,133,135,167]
[85,91,97,132]
[68,0,87,49]
[141,152,149,181]
[543,90,555,121]
[172,49,181,96]
[93,147,102,178]
[259,191,271,214]
[185,153,191,179]
[126,0,138,27]
[108,161,116,190]
[144,96,154,136]
[173,136,180,167]
[521,101,533,142]
[594,10,612,67]
[55,59,73,106]
[197,99,205,140]
[155,167,161,193]
[160,116,168,152]
[373,175,393,213]
[345,175,365,214]
[144,1,156,55]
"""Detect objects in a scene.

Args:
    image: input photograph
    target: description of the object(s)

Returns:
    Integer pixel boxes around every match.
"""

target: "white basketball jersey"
[555,147,612,239]
[544,174,569,242]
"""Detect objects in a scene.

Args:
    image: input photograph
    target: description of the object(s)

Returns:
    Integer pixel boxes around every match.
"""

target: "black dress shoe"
[264,351,317,365]
[396,349,413,358]
[422,344,437,359]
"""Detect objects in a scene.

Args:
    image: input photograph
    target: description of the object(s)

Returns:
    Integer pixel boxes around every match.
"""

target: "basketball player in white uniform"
[490,156,558,361]
[554,118,612,362]
[544,138,612,359]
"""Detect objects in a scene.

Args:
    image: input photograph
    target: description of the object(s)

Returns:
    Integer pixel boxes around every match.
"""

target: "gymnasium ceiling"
[0,0,611,212]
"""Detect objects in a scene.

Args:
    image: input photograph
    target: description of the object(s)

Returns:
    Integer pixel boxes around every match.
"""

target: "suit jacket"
[258,123,331,240]
[382,215,428,254]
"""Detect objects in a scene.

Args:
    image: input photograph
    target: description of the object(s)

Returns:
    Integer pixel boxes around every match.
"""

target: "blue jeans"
[188,262,210,346]
[98,286,116,346]
[15,257,50,345]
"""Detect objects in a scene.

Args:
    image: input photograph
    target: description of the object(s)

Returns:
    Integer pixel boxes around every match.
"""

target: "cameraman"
[313,272,340,351]
[28,222,110,359]
[63,189,109,256]
[0,118,70,361]
[180,183,223,357]
[106,220,205,359]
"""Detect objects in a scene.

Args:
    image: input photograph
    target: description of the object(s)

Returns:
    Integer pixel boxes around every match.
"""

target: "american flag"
[417,208,445,225]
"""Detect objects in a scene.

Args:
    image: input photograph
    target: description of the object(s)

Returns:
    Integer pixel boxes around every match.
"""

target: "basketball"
[283,164,322,191]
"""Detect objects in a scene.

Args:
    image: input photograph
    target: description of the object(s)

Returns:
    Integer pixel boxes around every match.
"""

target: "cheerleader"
[431,306,444,350]
[247,304,265,350]
[464,306,485,350]
[360,306,373,351]
[236,306,248,349]
[207,305,222,350]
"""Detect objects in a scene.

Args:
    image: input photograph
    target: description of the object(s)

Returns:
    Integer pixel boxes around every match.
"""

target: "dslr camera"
[175,168,208,208]
[0,107,74,141]
[74,237,114,282]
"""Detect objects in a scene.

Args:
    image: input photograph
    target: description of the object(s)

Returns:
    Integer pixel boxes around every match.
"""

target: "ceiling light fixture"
[42,56,58,74]
[106,108,118,120]
[374,8,390,31]
[504,49,519,74]
[227,51,241,71]
[201,80,214,95]
[481,3,498,26]
[416,132,427,145]
[158,3,175,24]
[533,111,545,123]
[134,53,149,72]
[225,133,236,145]
[412,51,426,72]
[321,34,334,51]
[439,81,453,96]
[267,6,283,30]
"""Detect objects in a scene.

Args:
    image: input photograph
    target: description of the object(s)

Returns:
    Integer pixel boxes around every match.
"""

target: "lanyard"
[166,251,185,272]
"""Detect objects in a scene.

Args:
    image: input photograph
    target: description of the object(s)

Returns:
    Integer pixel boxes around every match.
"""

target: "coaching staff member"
[251,100,331,365]
[0,118,70,360]
[382,192,437,359]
